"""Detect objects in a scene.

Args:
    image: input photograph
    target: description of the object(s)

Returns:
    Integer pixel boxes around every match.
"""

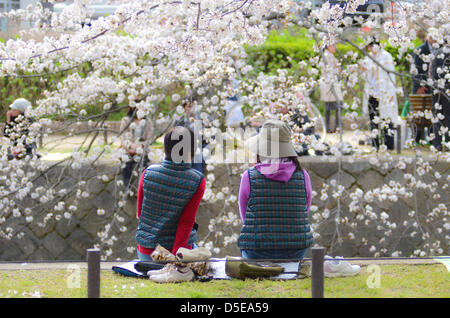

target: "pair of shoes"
[297,262,311,278]
[189,261,210,276]
[176,247,211,262]
[147,263,176,277]
[176,246,212,276]
[323,255,361,277]
[148,263,194,283]
[151,244,177,263]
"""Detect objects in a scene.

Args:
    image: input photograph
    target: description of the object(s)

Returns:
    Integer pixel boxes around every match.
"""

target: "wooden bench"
[408,94,433,127]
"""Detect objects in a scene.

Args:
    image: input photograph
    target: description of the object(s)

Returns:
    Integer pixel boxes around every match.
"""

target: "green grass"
[0,264,448,298]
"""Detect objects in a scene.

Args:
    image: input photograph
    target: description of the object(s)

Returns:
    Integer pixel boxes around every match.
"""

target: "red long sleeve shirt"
[136,170,206,256]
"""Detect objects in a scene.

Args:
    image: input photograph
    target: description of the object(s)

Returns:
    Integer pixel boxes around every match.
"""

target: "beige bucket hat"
[9,98,31,113]
[245,119,298,158]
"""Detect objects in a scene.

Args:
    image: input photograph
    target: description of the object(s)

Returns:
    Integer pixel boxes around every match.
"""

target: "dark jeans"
[368,96,394,150]
[241,248,309,260]
[432,93,450,149]
[192,155,206,174]
[122,156,149,186]
[324,101,341,132]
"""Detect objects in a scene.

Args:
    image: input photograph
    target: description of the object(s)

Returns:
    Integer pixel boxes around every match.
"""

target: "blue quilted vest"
[136,160,204,250]
[237,167,314,250]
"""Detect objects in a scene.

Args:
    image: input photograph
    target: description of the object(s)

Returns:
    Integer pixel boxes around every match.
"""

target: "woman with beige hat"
[237,119,314,260]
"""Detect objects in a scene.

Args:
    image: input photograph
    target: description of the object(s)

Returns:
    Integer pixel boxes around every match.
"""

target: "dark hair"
[164,126,195,163]
[181,99,190,107]
[367,40,380,48]
[126,107,137,119]
[288,156,302,170]
[256,155,303,171]
[181,97,196,109]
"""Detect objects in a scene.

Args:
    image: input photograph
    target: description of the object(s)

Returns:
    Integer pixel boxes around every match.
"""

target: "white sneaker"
[323,256,361,277]
[147,264,175,278]
[150,265,194,283]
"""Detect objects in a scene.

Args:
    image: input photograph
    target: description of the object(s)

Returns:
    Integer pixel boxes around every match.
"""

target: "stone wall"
[0,156,448,261]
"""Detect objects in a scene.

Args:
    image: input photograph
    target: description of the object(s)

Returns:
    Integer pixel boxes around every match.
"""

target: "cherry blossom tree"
[0,0,448,259]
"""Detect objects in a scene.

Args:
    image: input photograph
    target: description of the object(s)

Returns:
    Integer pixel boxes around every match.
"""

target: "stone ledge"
[0,157,448,261]
[0,258,443,271]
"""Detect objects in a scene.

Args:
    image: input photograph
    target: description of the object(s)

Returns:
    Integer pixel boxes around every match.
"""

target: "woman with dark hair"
[237,119,314,260]
[135,126,205,261]
[173,99,206,174]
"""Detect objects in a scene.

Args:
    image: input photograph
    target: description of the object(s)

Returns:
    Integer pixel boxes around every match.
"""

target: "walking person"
[412,28,440,95]
[411,28,442,143]
[224,78,245,129]
[430,45,449,151]
[361,41,399,150]
[237,119,314,260]
[319,44,343,133]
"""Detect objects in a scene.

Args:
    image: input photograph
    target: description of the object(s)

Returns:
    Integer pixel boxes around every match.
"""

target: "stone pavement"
[0,258,442,271]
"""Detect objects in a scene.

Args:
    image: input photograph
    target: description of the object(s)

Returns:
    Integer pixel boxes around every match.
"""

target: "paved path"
[0,258,442,271]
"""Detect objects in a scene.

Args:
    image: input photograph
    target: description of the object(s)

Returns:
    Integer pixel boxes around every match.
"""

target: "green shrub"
[245,27,422,77]
[245,27,355,75]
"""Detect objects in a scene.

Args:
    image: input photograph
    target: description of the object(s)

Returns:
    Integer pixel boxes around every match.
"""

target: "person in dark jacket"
[412,28,440,95]
[430,46,449,151]
[412,28,441,143]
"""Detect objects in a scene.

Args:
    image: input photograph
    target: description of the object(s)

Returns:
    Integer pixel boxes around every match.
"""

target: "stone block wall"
[0,156,448,261]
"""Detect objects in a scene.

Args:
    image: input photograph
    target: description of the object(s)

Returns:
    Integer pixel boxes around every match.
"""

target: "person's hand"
[416,87,427,94]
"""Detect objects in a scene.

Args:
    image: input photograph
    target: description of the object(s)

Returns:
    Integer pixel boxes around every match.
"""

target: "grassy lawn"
[0,264,448,298]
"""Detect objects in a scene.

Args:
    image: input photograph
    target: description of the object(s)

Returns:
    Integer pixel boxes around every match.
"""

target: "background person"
[361,40,399,150]
[3,98,37,160]
[237,119,314,260]
[412,28,442,143]
[224,78,245,129]
[319,44,343,134]
[174,99,196,130]
[135,126,206,261]
[412,28,440,95]
[430,45,449,151]
[119,106,153,186]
